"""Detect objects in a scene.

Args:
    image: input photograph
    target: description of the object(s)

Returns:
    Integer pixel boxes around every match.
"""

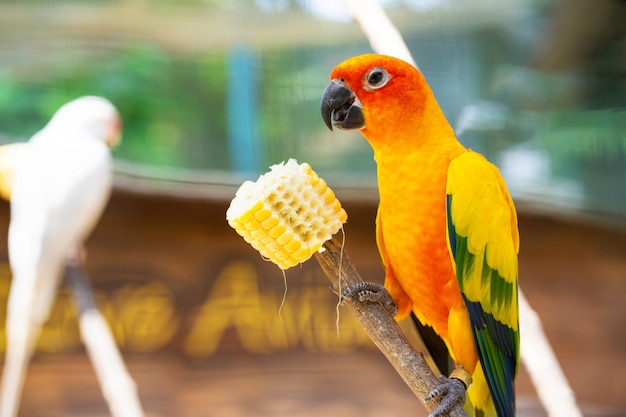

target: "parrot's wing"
[8,132,113,346]
[446,151,519,417]
[9,134,112,272]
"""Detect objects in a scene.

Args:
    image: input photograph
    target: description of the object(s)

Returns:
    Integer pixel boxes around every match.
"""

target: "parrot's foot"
[427,369,471,417]
[341,282,398,316]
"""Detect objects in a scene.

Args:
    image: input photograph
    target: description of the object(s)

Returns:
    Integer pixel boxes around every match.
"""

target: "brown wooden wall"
[0,190,624,416]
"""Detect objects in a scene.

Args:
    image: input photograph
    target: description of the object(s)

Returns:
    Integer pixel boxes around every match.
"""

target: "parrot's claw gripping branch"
[341,281,398,317]
[427,375,468,417]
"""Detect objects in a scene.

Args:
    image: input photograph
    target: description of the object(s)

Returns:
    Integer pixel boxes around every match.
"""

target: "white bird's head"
[47,96,122,148]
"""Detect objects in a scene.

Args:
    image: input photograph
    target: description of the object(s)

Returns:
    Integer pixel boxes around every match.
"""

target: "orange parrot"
[321,54,519,417]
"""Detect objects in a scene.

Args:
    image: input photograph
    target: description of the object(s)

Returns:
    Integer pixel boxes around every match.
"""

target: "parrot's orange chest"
[375,147,461,333]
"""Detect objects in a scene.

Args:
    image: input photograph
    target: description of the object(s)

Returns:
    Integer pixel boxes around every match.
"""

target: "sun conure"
[321,54,519,417]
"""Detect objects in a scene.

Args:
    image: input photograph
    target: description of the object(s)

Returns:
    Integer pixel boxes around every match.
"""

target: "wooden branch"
[314,238,467,417]
[66,265,146,417]
[342,0,417,69]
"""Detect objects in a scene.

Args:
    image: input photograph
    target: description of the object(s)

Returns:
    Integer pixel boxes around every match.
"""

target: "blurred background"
[0,0,624,416]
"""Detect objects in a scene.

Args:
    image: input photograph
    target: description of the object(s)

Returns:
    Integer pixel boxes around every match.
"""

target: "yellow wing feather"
[447,151,519,329]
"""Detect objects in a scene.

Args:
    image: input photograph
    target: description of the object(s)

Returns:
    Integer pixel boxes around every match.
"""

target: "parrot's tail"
[0,322,38,417]
[0,272,45,417]
[466,365,498,417]
[463,399,487,417]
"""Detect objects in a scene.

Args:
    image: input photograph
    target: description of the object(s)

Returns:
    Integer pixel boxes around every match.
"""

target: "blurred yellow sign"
[0,259,373,357]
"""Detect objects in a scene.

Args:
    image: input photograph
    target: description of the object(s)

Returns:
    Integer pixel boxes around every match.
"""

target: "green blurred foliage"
[0,2,623,218]
[0,45,230,169]
[0,41,373,176]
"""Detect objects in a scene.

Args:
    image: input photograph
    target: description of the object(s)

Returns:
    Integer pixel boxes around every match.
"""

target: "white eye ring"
[364,67,390,90]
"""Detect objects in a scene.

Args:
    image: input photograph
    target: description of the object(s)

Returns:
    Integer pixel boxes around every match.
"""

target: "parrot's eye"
[365,67,390,90]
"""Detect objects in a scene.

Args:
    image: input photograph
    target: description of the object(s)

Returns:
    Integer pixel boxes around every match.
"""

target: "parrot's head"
[48,96,122,148]
[321,54,441,148]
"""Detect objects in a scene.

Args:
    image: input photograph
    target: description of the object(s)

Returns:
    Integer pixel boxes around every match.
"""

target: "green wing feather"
[446,151,520,417]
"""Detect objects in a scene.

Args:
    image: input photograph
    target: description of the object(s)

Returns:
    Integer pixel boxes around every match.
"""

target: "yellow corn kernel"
[284,238,302,253]
[269,224,287,239]
[254,207,272,221]
[276,230,293,246]
[226,158,348,270]
[261,215,279,230]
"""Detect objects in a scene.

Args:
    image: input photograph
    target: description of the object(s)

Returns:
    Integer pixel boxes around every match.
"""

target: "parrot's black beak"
[321,79,364,131]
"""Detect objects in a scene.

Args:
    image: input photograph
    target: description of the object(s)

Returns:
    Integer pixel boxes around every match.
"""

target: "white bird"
[0,96,121,417]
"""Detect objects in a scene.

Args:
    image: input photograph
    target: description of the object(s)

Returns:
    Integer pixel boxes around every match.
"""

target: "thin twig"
[66,265,146,417]
[314,238,467,417]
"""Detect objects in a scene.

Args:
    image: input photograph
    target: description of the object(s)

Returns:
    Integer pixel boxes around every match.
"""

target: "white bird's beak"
[106,116,123,149]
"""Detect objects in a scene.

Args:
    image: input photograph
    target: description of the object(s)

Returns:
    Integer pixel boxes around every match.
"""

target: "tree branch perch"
[66,264,146,417]
[315,238,467,417]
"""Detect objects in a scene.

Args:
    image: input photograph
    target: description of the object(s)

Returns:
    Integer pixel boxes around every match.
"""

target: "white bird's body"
[1,96,121,417]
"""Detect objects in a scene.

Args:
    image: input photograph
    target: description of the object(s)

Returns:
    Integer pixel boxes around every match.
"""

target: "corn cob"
[227,159,347,270]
